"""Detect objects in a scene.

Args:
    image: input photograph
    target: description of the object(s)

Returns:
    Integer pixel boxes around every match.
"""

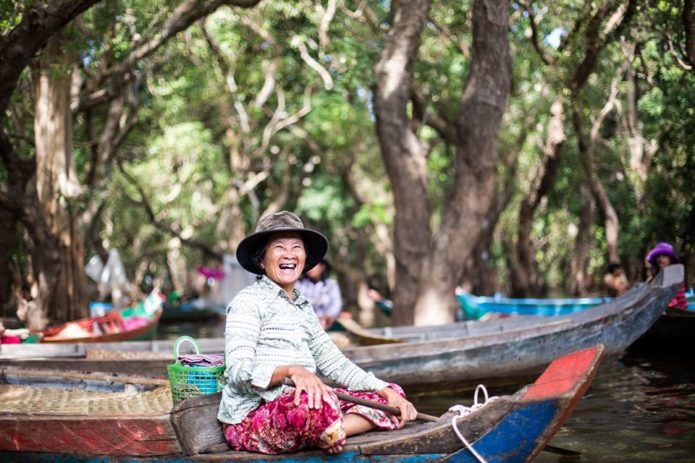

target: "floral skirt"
[222,384,405,454]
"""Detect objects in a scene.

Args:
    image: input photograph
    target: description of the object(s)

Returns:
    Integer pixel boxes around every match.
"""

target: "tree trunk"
[570,184,595,295]
[32,34,88,323]
[413,0,512,325]
[374,0,432,326]
[511,98,566,297]
[621,40,657,211]
[572,103,621,264]
[374,0,511,325]
[0,208,17,309]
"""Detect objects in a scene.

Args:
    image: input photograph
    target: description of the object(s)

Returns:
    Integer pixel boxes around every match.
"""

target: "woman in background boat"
[296,257,343,329]
[646,242,688,310]
[603,262,629,296]
[218,211,418,455]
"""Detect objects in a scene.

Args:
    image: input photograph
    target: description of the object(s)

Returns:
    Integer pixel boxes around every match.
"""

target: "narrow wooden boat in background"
[160,301,222,323]
[39,290,165,344]
[457,292,613,319]
[630,306,695,351]
[0,266,682,392]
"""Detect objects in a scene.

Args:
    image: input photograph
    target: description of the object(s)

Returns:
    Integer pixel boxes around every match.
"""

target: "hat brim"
[236,228,328,275]
[647,248,680,266]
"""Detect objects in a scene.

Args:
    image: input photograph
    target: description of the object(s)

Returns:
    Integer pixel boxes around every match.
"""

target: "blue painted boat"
[456,292,614,319]
[0,345,604,462]
[169,344,604,463]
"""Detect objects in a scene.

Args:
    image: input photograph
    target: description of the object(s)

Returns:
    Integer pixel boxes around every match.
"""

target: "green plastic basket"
[167,336,225,404]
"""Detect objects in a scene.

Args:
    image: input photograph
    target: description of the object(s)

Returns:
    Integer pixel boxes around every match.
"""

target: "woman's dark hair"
[250,239,268,276]
[607,262,623,273]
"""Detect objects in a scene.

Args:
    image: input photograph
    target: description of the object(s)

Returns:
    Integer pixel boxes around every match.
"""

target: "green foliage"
[4,0,695,301]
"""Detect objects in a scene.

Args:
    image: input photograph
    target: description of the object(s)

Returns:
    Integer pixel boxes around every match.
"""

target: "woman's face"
[656,254,673,268]
[261,232,306,294]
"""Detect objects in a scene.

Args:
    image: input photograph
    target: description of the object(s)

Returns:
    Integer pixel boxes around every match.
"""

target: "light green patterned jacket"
[217,275,389,424]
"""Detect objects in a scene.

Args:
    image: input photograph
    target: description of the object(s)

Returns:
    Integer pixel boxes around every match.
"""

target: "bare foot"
[326,445,343,454]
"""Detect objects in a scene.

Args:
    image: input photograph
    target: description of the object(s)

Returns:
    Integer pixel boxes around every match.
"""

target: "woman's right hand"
[287,365,335,410]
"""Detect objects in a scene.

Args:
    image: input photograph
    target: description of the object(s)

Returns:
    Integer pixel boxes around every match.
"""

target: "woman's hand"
[379,386,418,429]
[287,366,335,410]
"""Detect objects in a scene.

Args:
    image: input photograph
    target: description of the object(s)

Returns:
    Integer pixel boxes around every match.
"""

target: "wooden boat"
[0,345,604,461]
[0,367,179,457]
[160,301,221,323]
[0,266,682,391]
[458,279,693,352]
[630,306,695,351]
[174,344,604,462]
[457,292,613,319]
[39,289,165,343]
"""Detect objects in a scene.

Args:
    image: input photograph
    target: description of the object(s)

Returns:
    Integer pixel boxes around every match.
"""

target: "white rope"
[448,384,498,463]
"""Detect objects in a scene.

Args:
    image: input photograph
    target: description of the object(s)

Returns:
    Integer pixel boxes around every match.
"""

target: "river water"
[416,348,695,463]
[156,320,695,462]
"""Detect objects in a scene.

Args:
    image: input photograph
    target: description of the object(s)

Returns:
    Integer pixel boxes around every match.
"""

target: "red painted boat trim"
[0,416,180,456]
[522,344,604,400]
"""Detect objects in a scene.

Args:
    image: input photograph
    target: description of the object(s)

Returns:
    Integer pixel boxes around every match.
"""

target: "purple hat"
[646,242,680,266]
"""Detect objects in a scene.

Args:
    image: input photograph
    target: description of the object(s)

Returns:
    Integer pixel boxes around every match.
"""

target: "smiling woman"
[259,233,307,295]
[218,211,419,455]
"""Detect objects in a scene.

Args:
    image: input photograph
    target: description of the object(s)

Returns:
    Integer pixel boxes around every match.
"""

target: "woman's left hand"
[379,387,418,429]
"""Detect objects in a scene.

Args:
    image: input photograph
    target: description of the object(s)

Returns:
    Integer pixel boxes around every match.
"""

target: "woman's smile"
[262,233,306,294]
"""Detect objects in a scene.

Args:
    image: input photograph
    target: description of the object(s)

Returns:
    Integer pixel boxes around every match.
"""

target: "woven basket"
[167,336,224,404]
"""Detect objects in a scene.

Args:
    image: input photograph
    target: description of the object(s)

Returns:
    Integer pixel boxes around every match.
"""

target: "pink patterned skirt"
[223,384,405,454]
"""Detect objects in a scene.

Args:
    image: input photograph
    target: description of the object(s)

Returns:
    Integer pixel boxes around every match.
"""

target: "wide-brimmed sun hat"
[646,242,680,267]
[236,211,328,275]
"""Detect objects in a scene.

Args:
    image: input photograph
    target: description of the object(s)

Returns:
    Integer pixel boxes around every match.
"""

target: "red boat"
[40,290,164,343]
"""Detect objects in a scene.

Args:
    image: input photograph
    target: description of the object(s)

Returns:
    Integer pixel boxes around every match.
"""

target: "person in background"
[646,242,688,310]
[219,211,418,455]
[367,288,393,315]
[296,257,343,329]
[603,262,629,296]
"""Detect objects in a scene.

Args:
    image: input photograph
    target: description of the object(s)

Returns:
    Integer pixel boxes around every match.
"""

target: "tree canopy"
[1,0,693,326]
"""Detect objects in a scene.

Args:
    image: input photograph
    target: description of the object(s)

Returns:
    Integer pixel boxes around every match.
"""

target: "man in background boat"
[646,242,688,310]
[603,262,629,296]
[218,211,418,455]
[296,257,343,329]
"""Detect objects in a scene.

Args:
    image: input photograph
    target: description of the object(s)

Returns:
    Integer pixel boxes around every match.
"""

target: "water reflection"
[424,351,695,463]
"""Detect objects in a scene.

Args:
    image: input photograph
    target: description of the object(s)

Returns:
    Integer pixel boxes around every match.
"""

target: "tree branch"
[116,162,223,261]
[75,0,261,113]
[684,0,695,68]
[297,40,333,90]
[520,1,552,65]
[428,16,470,57]
[411,86,458,145]
[317,0,337,52]
[0,0,100,116]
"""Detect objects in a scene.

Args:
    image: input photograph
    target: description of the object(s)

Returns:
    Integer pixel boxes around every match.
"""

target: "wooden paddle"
[281,379,580,456]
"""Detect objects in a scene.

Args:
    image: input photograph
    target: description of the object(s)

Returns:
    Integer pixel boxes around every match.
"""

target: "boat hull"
[0,266,683,391]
